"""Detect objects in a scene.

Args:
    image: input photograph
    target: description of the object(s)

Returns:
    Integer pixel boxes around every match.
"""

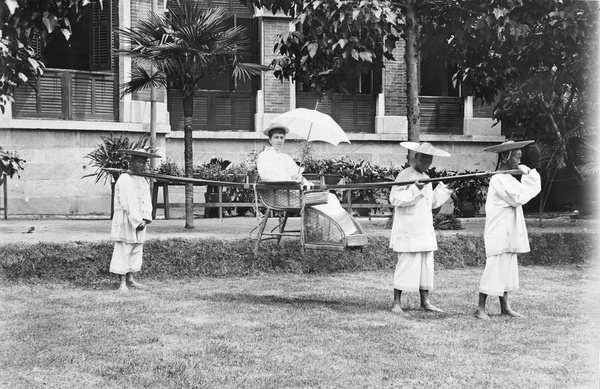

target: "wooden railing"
[151,181,392,220]
[12,68,117,121]
[151,181,256,220]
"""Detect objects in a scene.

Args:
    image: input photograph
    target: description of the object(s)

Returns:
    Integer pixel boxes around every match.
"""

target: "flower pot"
[303,173,320,184]
[321,174,341,185]
[247,174,258,184]
[455,201,479,217]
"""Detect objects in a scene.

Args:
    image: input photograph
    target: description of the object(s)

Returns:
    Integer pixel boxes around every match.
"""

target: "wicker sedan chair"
[253,181,367,253]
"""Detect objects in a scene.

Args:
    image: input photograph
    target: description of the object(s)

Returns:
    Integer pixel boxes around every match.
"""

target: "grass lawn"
[1,265,598,389]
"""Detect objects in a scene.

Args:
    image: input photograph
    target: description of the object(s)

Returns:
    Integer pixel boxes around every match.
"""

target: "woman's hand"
[136,220,147,231]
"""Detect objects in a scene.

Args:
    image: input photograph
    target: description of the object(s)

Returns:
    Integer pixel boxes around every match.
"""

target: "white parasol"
[267,108,351,146]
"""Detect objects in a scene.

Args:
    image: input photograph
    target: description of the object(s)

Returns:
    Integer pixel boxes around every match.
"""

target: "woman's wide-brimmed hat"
[119,148,161,159]
[263,124,290,136]
[400,142,450,157]
[482,140,535,153]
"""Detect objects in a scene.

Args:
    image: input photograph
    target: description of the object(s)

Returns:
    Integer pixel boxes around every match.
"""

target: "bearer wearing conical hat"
[475,140,541,320]
[389,142,453,314]
[109,148,161,292]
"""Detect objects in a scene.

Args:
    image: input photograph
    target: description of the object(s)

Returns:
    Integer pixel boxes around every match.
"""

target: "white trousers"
[109,242,143,275]
[393,251,434,292]
[479,252,519,296]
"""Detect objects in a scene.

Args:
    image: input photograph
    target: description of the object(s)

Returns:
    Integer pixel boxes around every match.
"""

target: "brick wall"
[472,98,494,118]
[384,41,406,116]
[262,18,292,113]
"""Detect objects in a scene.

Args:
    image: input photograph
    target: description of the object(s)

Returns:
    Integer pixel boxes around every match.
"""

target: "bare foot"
[127,280,147,289]
[421,303,445,313]
[501,309,524,318]
[118,284,129,292]
[474,309,490,320]
[391,305,404,314]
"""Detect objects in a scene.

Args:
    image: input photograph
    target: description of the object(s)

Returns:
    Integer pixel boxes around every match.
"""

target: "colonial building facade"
[0,0,504,217]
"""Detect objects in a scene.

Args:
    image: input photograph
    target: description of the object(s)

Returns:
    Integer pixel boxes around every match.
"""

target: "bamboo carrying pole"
[102,168,522,190]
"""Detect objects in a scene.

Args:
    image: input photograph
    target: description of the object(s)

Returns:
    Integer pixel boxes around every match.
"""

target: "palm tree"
[118,0,269,229]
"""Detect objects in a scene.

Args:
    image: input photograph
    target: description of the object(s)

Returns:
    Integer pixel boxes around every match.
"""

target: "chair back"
[256,181,302,211]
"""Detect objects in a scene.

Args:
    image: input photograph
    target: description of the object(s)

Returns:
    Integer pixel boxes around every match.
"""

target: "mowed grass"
[1,265,598,389]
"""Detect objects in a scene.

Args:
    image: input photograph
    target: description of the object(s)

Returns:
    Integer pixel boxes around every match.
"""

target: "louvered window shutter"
[90,0,112,71]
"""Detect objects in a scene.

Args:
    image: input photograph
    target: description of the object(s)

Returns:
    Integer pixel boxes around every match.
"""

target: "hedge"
[0,231,595,283]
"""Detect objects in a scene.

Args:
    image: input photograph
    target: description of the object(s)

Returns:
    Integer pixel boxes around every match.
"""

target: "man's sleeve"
[389,184,424,207]
[493,170,541,207]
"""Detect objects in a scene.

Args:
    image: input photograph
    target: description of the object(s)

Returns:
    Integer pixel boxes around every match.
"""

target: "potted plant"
[244,149,262,183]
[345,160,378,216]
[194,158,232,218]
[224,165,256,216]
[448,170,489,217]
[300,157,322,183]
[318,156,346,184]
[0,147,26,179]
[83,133,150,184]
[157,159,184,177]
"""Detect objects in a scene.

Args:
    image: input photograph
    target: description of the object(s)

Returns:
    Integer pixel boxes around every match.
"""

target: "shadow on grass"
[202,292,392,313]
[199,293,456,319]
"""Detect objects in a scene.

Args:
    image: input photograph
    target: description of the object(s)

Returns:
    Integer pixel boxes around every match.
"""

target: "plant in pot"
[194,159,231,218]
[317,156,346,185]
[225,162,249,183]
[157,159,184,177]
[83,133,150,217]
[448,170,489,217]
[223,162,255,216]
[83,133,151,184]
[300,157,322,183]
[244,149,262,183]
[347,160,378,216]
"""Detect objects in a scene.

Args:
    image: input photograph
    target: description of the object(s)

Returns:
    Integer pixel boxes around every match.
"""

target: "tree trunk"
[183,93,195,229]
[405,1,420,145]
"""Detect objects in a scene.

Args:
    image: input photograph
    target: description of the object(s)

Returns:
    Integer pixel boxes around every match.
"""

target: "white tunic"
[257,147,302,181]
[484,169,541,257]
[388,167,452,252]
[110,173,153,244]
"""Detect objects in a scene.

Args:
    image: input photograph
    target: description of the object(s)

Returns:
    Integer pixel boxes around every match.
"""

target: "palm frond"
[232,62,273,82]
[535,138,567,173]
[117,0,269,97]
[572,136,599,176]
[119,64,167,97]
